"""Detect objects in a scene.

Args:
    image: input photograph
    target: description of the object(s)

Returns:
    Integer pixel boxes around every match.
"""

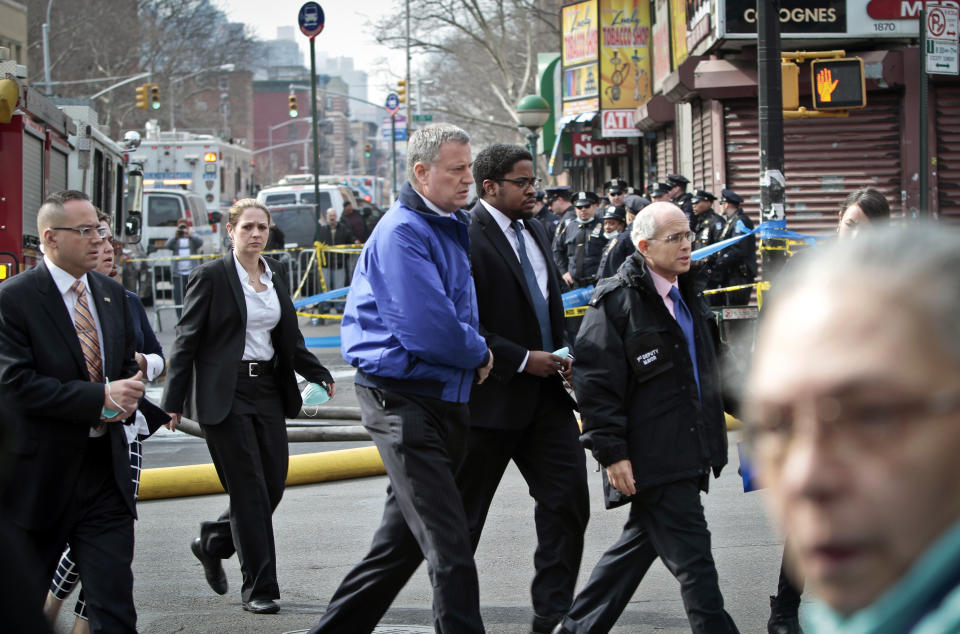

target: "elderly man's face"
[745,282,960,614]
[415,141,474,213]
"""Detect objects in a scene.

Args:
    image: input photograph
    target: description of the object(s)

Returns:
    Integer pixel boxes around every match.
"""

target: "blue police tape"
[304,336,342,349]
[562,285,595,309]
[691,219,823,261]
[293,286,350,309]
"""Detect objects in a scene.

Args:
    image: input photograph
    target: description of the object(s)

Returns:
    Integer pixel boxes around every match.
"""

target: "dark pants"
[560,478,738,634]
[456,402,589,627]
[775,541,804,605]
[310,385,483,634]
[15,435,136,633]
[200,371,288,603]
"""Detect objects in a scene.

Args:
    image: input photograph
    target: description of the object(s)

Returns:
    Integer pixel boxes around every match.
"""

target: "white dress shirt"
[44,255,108,437]
[234,253,281,361]
[416,190,454,217]
[479,200,553,373]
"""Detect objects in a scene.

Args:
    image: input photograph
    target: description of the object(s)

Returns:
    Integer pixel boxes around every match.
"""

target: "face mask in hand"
[301,382,330,406]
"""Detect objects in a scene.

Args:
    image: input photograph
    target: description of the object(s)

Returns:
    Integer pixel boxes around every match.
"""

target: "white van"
[256,181,358,214]
[141,189,223,255]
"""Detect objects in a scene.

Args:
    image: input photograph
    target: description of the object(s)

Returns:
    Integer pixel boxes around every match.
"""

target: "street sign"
[810,58,866,110]
[385,93,400,115]
[412,114,434,122]
[926,4,959,76]
[298,2,325,38]
[382,115,407,141]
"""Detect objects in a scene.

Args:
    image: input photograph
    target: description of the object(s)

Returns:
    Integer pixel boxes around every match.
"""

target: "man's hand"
[102,371,145,423]
[476,349,494,384]
[562,272,575,287]
[606,459,636,497]
[524,351,565,377]
[134,352,148,375]
[166,412,181,431]
[560,355,573,384]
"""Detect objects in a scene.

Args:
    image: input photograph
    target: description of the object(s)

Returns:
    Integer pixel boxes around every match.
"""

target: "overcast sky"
[214,0,407,103]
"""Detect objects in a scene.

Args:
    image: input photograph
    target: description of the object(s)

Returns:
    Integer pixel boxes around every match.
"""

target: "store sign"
[652,0,672,90]
[562,0,601,115]
[598,0,652,110]
[726,0,846,33]
[670,0,689,68]
[867,0,959,19]
[600,109,641,137]
[572,132,630,157]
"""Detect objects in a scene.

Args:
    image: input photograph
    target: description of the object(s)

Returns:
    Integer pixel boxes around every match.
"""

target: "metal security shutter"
[655,124,675,182]
[691,99,713,191]
[936,84,960,223]
[50,147,68,193]
[22,133,44,242]
[724,92,902,236]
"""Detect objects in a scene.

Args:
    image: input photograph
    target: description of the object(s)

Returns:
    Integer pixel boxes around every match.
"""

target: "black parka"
[573,253,728,490]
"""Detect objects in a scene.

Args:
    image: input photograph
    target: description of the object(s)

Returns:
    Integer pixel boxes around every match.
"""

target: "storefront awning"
[547,111,597,175]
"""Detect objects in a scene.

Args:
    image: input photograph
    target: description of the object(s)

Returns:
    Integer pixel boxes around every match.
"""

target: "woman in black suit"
[162,199,335,615]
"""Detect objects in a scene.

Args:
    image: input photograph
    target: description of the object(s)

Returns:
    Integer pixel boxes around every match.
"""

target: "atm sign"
[810,57,866,110]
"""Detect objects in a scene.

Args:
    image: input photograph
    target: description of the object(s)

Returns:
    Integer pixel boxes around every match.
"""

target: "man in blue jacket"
[310,124,493,634]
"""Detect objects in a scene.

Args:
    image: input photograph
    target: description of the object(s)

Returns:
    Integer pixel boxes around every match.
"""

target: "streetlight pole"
[42,0,54,94]
[168,63,235,132]
[515,95,551,179]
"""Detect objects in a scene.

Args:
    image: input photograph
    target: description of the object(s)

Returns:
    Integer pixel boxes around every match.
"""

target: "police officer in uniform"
[667,173,694,221]
[604,178,628,208]
[711,189,756,306]
[534,190,559,235]
[689,190,725,299]
[553,191,605,290]
[597,205,627,279]
[546,186,576,243]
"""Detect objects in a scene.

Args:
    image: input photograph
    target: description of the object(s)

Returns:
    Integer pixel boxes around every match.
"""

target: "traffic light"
[364,143,372,157]
[288,92,298,118]
[149,83,161,110]
[135,83,148,110]
[811,58,865,110]
[397,79,406,104]
[781,61,799,111]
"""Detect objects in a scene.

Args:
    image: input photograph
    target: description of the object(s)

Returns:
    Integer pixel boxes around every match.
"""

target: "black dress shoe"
[242,599,280,614]
[191,537,228,595]
[768,595,803,634]
[531,613,563,633]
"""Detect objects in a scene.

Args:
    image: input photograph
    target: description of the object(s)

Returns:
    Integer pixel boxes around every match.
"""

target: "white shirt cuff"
[517,350,529,373]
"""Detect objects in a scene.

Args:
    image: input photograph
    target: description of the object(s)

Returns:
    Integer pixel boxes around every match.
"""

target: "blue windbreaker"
[341,182,488,403]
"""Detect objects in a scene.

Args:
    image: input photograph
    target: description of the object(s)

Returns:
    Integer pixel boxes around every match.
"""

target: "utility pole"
[405,0,412,126]
[919,8,929,215]
[756,0,787,278]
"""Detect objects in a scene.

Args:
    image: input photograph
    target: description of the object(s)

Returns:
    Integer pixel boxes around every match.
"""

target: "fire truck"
[130,122,253,215]
[0,59,142,280]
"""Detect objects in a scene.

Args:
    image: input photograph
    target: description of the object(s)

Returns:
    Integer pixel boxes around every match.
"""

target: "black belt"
[239,360,274,377]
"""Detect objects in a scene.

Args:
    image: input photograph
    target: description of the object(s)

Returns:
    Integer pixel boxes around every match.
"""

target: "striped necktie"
[71,280,103,383]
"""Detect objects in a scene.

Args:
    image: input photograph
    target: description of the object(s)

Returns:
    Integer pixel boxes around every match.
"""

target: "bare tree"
[374,0,560,144]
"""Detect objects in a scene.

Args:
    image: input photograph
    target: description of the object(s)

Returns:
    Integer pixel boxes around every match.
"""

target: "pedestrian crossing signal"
[811,58,866,110]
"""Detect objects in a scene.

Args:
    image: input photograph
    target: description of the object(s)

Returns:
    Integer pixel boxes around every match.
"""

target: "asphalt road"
[48,306,793,633]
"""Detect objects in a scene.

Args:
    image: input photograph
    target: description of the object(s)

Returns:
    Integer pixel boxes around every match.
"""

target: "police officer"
[603,178,629,208]
[711,188,756,306]
[689,189,725,299]
[546,186,576,242]
[534,189,559,235]
[646,181,673,203]
[597,204,627,279]
[667,173,694,221]
[553,191,605,289]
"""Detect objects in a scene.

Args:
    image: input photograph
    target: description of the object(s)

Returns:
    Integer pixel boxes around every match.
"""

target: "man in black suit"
[463,144,590,634]
[0,191,145,632]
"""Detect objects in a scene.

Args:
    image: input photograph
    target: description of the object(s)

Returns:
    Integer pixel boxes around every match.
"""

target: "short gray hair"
[774,223,960,365]
[407,123,470,185]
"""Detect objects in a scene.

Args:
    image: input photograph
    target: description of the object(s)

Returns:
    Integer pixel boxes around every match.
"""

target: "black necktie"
[512,221,554,351]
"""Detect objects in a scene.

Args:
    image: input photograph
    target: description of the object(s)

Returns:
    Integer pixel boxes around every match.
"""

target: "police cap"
[535,189,545,201]
[573,190,600,207]
[666,173,690,188]
[602,205,627,223]
[720,189,744,206]
[692,189,717,203]
[624,194,650,213]
[603,178,629,194]
[545,185,572,200]
[646,182,672,198]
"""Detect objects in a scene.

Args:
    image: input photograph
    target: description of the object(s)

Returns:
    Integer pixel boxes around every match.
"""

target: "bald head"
[631,201,686,246]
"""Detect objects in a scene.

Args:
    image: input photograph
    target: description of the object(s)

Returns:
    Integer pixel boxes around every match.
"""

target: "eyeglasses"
[743,390,960,459]
[52,225,108,239]
[496,177,541,190]
[648,231,695,244]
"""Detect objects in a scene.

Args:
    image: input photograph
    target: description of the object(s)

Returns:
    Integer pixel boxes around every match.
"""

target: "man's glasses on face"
[497,177,542,190]
[52,225,109,239]
[649,231,695,245]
